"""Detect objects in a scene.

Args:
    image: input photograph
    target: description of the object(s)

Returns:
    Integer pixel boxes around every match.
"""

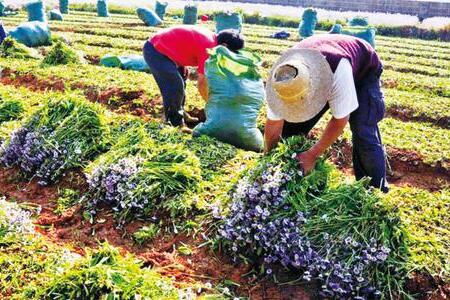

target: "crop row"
[23,26,448,91]
[4,11,450,57]
[1,70,448,170]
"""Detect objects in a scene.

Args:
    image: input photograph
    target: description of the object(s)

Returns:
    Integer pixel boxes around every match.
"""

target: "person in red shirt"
[143,25,244,132]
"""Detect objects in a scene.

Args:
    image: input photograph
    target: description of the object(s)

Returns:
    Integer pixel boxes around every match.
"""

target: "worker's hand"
[296,150,317,175]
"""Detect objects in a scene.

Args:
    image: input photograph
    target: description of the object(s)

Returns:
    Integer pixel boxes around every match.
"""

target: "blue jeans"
[282,67,388,192]
[143,41,187,126]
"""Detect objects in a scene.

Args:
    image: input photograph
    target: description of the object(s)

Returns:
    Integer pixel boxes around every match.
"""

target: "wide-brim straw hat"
[266,48,333,123]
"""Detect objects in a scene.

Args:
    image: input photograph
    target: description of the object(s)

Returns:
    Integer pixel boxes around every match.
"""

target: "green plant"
[55,188,80,215]
[178,243,193,256]
[0,37,40,59]
[42,40,81,65]
[220,136,410,298]
[27,243,180,299]
[133,224,159,245]
[0,98,23,123]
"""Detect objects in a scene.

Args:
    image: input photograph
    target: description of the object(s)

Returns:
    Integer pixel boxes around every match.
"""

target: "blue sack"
[100,54,151,72]
[193,46,265,152]
[25,0,46,22]
[329,24,343,34]
[155,1,167,20]
[0,0,5,16]
[215,12,242,33]
[59,0,69,14]
[9,21,51,47]
[342,26,376,48]
[298,8,317,38]
[183,4,197,25]
[97,0,109,17]
[270,30,290,39]
[137,7,162,26]
[49,9,63,21]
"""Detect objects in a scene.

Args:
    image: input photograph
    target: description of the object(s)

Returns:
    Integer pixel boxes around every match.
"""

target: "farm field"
[0,7,449,300]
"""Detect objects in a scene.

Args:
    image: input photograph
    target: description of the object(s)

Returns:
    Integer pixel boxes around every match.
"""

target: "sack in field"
[298,7,317,38]
[49,9,63,21]
[137,7,162,26]
[9,21,51,47]
[193,46,265,152]
[25,0,46,22]
[155,1,168,20]
[100,54,151,72]
[97,0,109,17]
[59,0,69,14]
[183,4,197,25]
[215,11,242,33]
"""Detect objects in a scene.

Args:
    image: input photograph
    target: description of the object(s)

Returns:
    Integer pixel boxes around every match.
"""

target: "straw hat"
[266,48,333,123]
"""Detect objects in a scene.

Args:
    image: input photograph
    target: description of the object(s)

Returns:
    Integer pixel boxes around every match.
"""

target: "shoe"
[184,112,199,124]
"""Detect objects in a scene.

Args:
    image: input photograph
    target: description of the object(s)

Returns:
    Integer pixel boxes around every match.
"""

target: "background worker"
[143,25,244,133]
[264,34,388,192]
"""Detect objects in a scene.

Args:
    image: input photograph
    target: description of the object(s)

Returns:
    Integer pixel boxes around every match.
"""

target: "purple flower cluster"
[86,156,149,225]
[0,197,34,236]
[0,126,78,185]
[220,163,390,299]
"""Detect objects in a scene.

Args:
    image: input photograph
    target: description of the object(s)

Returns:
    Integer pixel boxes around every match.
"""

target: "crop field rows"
[0,8,449,300]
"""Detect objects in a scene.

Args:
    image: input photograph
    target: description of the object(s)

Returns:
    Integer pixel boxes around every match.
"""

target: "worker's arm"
[197,74,209,101]
[297,115,349,174]
[264,119,284,154]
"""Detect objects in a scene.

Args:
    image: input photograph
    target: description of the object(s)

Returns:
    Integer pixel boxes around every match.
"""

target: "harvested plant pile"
[0,98,110,185]
[85,124,202,225]
[0,97,23,124]
[42,40,81,65]
[30,244,180,299]
[220,136,409,299]
[0,36,40,59]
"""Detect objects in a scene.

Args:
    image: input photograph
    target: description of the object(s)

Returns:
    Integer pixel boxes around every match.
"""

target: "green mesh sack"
[193,46,264,152]
[215,11,242,33]
[137,7,162,26]
[0,0,5,16]
[9,21,52,47]
[59,0,69,14]
[100,54,150,72]
[49,9,63,21]
[97,0,109,17]
[25,0,46,22]
[183,4,197,25]
[342,26,376,48]
[329,23,343,34]
[298,7,317,38]
[155,1,167,20]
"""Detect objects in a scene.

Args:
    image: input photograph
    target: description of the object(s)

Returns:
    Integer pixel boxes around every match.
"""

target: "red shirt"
[150,25,217,74]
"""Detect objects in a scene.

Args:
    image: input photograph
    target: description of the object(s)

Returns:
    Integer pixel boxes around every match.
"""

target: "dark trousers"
[282,67,388,192]
[143,41,187,126]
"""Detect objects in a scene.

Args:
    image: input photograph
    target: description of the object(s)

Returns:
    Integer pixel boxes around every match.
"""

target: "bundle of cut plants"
[0,97,24,124]
[26,243,181,299]
[219,136,410,299]
[0,36,41,59]
[84,124,202,226]
[0,97,110,185]
[42,39,82,65]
